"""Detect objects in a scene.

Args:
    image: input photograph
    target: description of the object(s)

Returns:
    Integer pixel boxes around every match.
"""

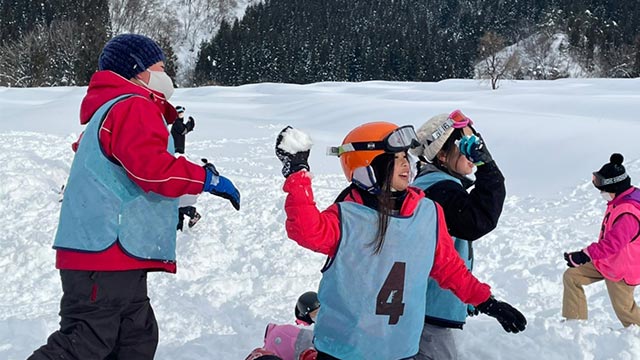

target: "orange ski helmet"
[339,122,397,182]
[333,122,419,183]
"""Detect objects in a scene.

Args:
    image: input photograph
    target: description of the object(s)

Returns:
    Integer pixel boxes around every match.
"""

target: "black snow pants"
[28,269,158,360]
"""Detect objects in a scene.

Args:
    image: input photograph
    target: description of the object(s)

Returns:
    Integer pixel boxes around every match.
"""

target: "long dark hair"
[335,153,404,255]
[370,153,396,255]
[433,129,463,170]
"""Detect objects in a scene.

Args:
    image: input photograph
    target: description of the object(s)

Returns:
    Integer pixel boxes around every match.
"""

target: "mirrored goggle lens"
[448,110,472,128]
[592,173,604,187]
[386,125,419,151]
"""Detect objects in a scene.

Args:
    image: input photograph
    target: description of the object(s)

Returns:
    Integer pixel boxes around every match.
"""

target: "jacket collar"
[610,187,637,206]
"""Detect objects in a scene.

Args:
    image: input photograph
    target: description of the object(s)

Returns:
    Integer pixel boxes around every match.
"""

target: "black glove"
[564,250,590,268]
[275,126,310,178]
[457,133,493,165]
[185,116,195,132]
[467,304,479,317]
[477,296,527,333]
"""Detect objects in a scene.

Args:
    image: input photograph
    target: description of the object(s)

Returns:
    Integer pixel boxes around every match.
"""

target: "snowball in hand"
[278,127,313,153]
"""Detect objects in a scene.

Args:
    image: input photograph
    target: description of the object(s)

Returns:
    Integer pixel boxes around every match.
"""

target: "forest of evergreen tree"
[0,0,177,87]
[0,0,111,86]
[1,0,639,87]
[194,0,640,85]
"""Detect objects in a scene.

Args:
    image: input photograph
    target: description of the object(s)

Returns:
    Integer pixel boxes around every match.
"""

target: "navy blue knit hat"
[98,34,165,79]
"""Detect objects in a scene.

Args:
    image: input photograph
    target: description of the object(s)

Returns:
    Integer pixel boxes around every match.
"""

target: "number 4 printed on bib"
[376,262,406,324]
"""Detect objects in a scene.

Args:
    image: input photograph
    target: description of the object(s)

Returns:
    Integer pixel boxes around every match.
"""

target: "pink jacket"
[586,187,640,285]
[263,323,314,360]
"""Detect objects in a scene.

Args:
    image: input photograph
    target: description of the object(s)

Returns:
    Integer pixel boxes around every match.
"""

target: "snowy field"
[1,78,640,359]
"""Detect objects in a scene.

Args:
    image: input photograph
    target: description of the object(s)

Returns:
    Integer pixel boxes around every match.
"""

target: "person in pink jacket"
[245,292,320,360]
[563,153,640,327]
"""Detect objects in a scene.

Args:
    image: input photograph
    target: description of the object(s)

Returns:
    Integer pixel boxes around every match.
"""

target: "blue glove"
[467,304,479,317]
[202,160,240,211]
[458,134,493,166]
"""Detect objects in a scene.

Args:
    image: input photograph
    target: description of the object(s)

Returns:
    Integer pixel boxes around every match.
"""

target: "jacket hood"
[80,70,178,125]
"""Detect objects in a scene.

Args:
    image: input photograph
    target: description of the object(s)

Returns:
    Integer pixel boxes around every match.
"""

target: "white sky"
[1,78,640,359]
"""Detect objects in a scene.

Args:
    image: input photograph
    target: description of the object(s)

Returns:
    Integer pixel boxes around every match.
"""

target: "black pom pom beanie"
[593,153,632,194]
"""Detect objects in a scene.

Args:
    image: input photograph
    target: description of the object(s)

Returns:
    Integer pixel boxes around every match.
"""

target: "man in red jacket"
[29,34,240,360]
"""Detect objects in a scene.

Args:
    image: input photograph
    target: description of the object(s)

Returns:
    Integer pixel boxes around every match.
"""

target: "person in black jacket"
[171,105,195,154]
[410,111,507,360]
[171,105,201,230]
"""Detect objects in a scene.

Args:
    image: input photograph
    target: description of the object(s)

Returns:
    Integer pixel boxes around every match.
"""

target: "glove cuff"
[476,295,496,313]
[289,162,310,175]
[203,167,220,192]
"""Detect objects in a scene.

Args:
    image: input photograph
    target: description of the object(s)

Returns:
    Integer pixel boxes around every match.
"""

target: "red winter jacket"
[283,171,492,306]
[57,71,207,273]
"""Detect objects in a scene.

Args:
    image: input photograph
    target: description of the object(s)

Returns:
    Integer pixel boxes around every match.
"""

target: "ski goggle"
[327,125,420,156]
[592,171,628,188]
[429,110,474,143]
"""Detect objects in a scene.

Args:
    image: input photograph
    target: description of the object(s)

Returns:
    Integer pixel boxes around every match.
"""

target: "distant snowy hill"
[475,32,587,81]
[170,0,261,83]
[2,78,640,359]
[108,0,261,84]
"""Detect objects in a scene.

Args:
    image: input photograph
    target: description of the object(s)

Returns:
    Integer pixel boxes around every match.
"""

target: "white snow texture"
[1,78,640,359]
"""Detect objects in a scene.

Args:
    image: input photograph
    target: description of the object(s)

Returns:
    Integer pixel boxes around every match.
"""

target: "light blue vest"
[314,200,437,360]
[54,94,179,261]
[413,170,472,326]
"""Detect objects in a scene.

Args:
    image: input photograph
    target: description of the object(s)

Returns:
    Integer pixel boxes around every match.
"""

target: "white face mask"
[600,191,614,202]
[144,70,174,100]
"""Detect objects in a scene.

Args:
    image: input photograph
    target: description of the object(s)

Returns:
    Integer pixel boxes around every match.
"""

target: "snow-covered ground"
[1,78,640,359]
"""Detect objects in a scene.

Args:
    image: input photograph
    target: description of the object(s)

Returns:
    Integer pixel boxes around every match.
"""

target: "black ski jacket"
[170,117,194,154]
[419,160,506,241]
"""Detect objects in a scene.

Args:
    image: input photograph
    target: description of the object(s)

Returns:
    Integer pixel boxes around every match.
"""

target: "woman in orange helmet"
[274,122,526,360]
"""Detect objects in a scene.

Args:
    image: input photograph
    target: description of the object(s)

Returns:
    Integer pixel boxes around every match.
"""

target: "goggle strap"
[430,119,455,142]
[336,142,385,155]
[430,111,475,142]
[599,172,629,186]
[326,146,340,157]
[327,143,361,157]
